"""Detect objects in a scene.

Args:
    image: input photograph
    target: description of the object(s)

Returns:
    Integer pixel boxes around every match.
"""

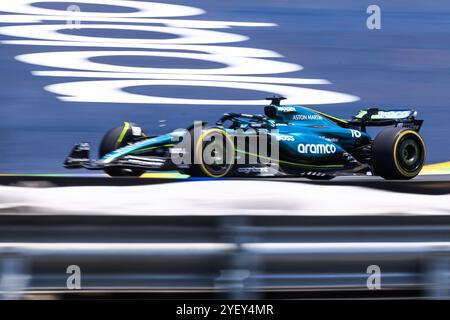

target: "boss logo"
[297,143,337,154]
[276,135,295,141]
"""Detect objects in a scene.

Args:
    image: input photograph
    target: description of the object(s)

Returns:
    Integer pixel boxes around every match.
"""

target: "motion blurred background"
[0,0,450,300]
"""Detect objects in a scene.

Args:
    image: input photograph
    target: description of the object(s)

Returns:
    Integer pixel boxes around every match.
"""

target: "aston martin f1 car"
[64,97,426,180]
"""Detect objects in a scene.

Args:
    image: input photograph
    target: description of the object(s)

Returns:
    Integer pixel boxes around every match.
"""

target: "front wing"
[64,143,177,171]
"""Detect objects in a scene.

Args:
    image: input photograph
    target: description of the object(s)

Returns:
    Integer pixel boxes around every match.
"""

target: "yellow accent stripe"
[116,122,130,147]
[393,130,426,177]
[141,172,189,179]
[420,161,450,175]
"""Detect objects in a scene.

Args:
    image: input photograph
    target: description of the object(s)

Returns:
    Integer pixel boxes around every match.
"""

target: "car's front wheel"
[99,122,145,177]
[372,127,425,180]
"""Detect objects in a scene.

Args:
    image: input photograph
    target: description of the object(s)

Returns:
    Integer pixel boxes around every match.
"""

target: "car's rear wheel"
[181,127,235,178]
[99,123,145,177]
[372,127,425,180]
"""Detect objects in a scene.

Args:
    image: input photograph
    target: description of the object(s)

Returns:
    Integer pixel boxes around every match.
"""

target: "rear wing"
[349,108,423,132]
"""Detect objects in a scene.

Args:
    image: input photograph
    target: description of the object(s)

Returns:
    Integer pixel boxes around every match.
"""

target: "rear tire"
[372,127,425,180]
[99,124,145,177]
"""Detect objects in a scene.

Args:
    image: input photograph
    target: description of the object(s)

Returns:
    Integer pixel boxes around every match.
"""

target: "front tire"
[372,127,425,180]
[99,123,145,177]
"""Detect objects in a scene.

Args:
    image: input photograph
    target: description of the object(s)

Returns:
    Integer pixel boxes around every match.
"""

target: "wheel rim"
[397,137,422,172]
[198,130,234,177]
[203,136,230,175]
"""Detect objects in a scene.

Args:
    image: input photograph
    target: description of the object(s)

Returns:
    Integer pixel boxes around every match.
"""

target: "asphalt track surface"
[1,0,450,174]
[0,173,449,195]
